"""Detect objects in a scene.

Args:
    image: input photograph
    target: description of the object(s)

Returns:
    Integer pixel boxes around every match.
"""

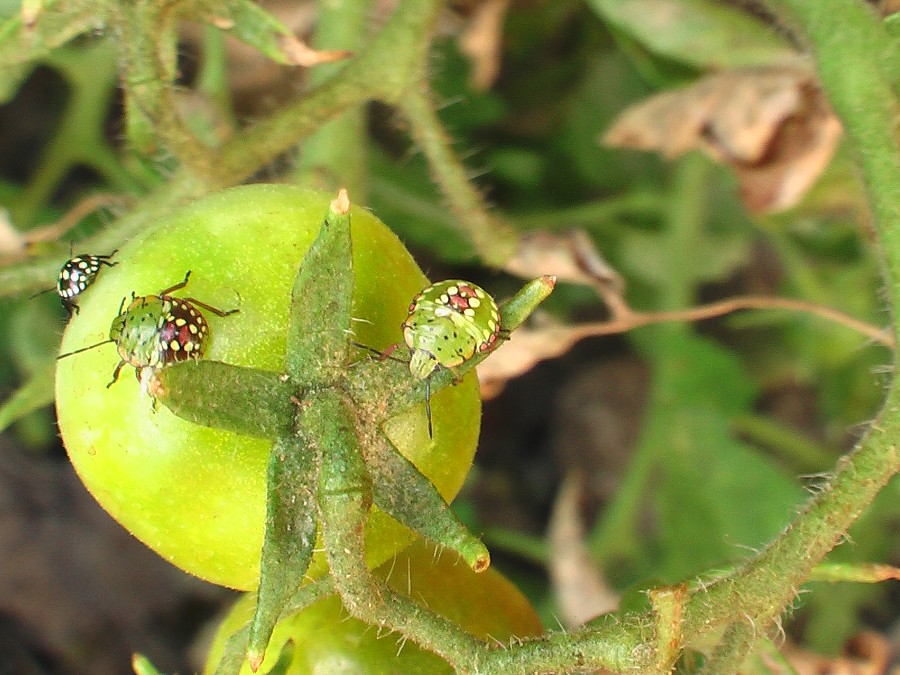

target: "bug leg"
[379,342,401,361]
[57,338,115,360]
[351,341,382,357]
[160,270,192,296]
[107,360,126,388]
[378,342,412,364]
[349,342,407,364]
[98,249,118,267]
[28,287,55,300]
[425,377,433,439]
[182,297,239,317]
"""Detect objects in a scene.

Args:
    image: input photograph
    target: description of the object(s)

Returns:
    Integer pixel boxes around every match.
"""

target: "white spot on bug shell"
[469,297,481,308]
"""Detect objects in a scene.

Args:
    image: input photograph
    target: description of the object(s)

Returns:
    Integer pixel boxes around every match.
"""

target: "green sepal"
[213,578,335,675]
[347,275,557,418]
[154,360,295,439]
[313,388,372,500]
[366,433,490,572]
[247,434,319,670]
[285,192,354,384]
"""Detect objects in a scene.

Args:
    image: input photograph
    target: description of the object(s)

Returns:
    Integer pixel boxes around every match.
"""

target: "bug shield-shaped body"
[403,280,501,379]
[57,253,117,316]
[109,294,209,384]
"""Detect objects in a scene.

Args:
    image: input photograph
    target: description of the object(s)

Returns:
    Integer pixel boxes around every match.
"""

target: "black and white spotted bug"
[48,251,118,317]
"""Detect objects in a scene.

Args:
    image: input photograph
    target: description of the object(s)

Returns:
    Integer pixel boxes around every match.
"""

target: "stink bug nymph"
[398,280,502,437]
[31,250,118,317]
[57,271,239,390]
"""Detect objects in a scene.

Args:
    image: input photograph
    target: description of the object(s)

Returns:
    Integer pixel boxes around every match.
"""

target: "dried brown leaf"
[505,229,628,314]
[780,632,893,675]
[604,66,842,213]
[548,473,618,627]
[881,0,900,16]
[477,316,582,399]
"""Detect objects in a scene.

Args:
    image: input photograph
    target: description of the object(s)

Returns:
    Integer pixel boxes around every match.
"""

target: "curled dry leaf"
[458,0,511,90]
[483,233,633,396]
[603,66,843,214]
[548,473,618,627]
[505,229,628,313]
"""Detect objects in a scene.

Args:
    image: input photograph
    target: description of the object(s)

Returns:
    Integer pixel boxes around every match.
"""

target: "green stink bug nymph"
[396,280,502,437]
[58,271,238,392]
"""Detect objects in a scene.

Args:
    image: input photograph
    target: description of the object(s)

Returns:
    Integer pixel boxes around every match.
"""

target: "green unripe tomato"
[203,538,544,674]
[55,185,481,590]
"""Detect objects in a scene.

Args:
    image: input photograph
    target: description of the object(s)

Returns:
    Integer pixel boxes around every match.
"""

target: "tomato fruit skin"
[203,538,544,674]
[55,185,480,590]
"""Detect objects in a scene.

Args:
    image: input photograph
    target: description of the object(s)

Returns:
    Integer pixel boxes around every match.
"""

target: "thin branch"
[596,294,893,348]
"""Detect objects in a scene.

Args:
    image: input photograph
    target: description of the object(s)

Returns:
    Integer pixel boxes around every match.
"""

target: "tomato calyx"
[150,190,556,668]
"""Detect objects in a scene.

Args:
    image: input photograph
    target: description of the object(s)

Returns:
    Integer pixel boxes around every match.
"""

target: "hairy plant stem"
[399,89,519,268]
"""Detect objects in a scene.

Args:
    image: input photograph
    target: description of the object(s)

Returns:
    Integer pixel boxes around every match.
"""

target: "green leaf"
[621,227,752,286]
[654,408,802,580]
[634,332,803,580]
[0,362,55,433]
[586,0,795,69]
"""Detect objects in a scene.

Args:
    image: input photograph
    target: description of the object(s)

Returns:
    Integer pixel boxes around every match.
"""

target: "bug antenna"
[425,377,433,439]
[29,287,54,300]
[57,339,115,360]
